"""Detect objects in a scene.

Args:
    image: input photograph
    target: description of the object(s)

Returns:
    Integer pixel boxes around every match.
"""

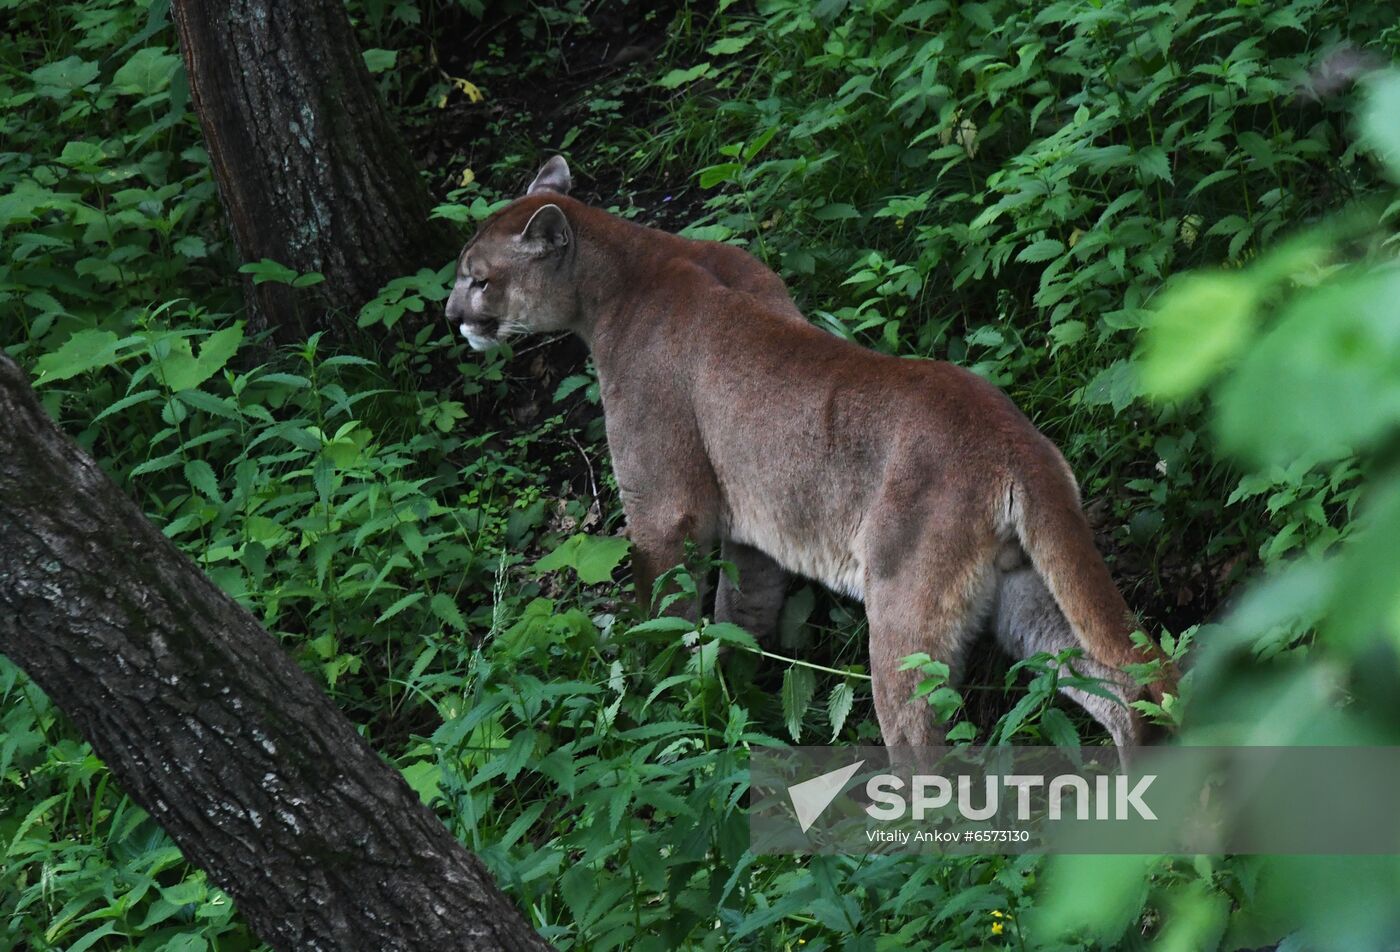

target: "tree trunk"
[0,355,550,952]
[169,0,454,340]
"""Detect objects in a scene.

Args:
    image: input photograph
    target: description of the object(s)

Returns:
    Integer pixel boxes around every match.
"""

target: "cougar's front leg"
[625,497,718,620]
[715,540,788,642]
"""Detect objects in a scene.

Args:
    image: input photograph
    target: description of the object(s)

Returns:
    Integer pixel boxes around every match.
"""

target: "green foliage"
[532,533,631,585]
[5,0,1400,949]
[660,0,1398,581]
[1,657,256,950]
[1038,69,1400,952]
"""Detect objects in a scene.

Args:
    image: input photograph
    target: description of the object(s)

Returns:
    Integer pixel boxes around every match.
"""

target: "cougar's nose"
[444,291,465,326]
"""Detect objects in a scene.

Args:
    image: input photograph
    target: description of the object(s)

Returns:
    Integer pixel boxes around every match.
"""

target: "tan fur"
[447,158,1176,755]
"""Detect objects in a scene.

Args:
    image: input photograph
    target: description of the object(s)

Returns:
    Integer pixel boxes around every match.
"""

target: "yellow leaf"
[459,168,475,187]
[451,77,484,103]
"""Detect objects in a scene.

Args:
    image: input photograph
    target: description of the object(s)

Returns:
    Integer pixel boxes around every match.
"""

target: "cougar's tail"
[1009,464,1174,699]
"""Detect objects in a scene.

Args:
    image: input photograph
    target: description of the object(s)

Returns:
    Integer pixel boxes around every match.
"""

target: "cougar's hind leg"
[715,539,789,642]
[993,551,1142,755]
[864,542,998,750]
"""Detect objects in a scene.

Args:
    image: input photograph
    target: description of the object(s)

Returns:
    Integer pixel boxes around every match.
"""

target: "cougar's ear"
[526,156,572,196]
[520,203,571,253]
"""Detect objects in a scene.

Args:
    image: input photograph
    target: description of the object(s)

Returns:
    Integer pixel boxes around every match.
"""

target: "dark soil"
[414,0,704,213]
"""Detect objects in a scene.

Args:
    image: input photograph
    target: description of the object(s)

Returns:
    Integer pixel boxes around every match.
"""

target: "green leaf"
[703,621,760,651]
[362,48,398,73]
[65,924,122,952]
[57,141,105,169]
[428,204,473,224]
[1047,319,1086,351]
[531,533,630,585]
[400,760,442,805]
[377,591,426,624]
[32,56,99,99]
[553,374,592,402]
[158,324,244,391]
[1017,238,1065,264]
[130,453,183,478]
[811,202,860,221]
[946,721,978,742]
[1083,359,1139,412]
[112,46,181,96]
[571,534,629,585]
[312,455,333,505]
[93,389,162,422]
[658,63,712,89]
[698,162,741,188]
[1138,273,1256,400]
[627,616,698,635]
[1216,269,1400,465]
[1360,71,1400,180]
[1035,854,1156,943]
[430,592,467,631]
[256,372,310,389]
[742,126,779,162]
[238,259,299,285]
[781,664,815,742]
[195,323,243,377]
[174,236,208,258]
[1039,706,1080,748]
[706,36,753,56]
[827,682,854,740]
[183,459,221,501]
[779,584,816,645]
[159,877,208,907]
[33,330,120,384]
[1135,145,1173,184]
[678,223,734,241]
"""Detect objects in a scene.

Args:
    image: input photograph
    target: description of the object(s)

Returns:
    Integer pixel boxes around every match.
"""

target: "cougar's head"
[446,156,578,352]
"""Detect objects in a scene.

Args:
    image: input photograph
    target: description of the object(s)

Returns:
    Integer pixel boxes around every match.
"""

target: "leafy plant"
[6,0,1400,948]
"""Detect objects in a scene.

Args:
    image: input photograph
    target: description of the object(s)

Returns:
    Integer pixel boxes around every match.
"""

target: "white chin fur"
[460,322,496,352]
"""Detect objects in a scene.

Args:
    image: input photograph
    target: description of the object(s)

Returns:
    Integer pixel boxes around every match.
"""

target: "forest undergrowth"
[4,0,1400,949]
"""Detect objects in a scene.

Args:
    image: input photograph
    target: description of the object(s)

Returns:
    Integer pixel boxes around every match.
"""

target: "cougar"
[446,156,1174,754]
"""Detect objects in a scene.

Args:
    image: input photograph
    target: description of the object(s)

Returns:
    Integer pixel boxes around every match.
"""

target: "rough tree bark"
[169,0,454,340]
[0,355,550,952]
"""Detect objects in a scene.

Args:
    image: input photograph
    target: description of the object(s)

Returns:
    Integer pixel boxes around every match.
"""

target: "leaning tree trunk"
[0,355,549,952]
[169,0,454,340]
